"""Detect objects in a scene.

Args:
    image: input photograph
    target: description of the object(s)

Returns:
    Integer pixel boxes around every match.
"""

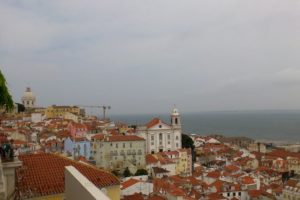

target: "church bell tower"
[171,107,181,129]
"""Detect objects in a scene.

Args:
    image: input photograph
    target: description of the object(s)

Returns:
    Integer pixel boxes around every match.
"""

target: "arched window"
[175,118,178,124]
[159,133,163,140]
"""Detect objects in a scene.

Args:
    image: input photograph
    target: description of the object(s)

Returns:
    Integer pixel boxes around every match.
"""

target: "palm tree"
[0,69,14,112]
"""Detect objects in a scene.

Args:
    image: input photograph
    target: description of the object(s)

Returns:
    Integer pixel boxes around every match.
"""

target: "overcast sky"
[1,0,300,114]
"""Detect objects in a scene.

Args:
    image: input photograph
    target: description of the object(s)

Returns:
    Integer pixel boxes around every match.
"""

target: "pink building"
[67,122,88,137]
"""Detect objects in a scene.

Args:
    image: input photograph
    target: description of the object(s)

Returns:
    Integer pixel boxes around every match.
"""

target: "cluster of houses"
[1,105,195,200]
[1,99,300,199]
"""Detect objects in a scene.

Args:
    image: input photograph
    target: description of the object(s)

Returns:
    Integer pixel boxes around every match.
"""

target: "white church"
[136,108,182,154]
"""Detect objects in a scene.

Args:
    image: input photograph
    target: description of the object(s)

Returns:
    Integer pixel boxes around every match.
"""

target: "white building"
[21,87,36,109]
[121,178,153,197]
[136,108,182,154]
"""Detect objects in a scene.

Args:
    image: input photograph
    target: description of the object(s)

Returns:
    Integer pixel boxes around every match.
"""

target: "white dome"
[22,87,36,100]
[21,87,36,108]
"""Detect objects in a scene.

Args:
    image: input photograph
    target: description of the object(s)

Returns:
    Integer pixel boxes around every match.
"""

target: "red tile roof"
[16,153,120,198]
[91,133,105,140]
[206,170,221,179]
[146,118,160,128]
[241,176,255,185]
[146,118,170,129]
[224,164,240,173]
[146,154,159,164]
[121,178,141,190]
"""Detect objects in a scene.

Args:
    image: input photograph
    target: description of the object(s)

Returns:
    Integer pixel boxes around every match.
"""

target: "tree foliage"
[0,70,14,112]
[182,134,195,149]
[16,103,25,113]
[111,170,119,177]
[182,134,196,162]
[135,168,148,176]
[123,167,132,177]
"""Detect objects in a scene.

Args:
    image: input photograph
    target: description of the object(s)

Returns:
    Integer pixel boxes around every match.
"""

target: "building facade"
[93,135,146,171]
[45,105,83,119]
[136,108,182,154]
[64,136,91,160]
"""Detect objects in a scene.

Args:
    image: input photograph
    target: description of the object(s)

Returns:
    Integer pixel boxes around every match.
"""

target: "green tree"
[0,70,14,112]
[111,170,119,177]
[135,169,148,176]
[182,134,194,149]
[16,103,25,113]
[182,134,196,163]
[123,167,132,177]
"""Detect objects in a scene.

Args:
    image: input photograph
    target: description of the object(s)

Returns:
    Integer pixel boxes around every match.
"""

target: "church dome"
[21,87,36,108]
[22,87,36,100]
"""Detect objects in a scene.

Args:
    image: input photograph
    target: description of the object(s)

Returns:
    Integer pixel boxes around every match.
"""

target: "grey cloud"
[1,0,300,114]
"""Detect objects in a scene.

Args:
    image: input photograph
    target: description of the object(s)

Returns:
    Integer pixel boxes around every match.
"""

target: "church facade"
[136,108,182,154]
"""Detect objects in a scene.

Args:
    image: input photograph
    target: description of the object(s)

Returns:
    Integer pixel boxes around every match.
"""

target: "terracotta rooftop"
[91,133,105,140]
[146,154,159,164]
[121,178,142,190]
[241,176,255,185]
[206,170,221,179]
[146,118,160,128]
[146,118,170,129]
[16,153,120,198]
[153,167,170,174]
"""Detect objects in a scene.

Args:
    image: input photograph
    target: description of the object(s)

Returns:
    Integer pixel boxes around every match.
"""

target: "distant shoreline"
[111,110,300,143]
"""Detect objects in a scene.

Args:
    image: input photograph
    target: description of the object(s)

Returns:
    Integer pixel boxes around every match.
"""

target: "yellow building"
[175,149,192,176]
[45,105,83,119]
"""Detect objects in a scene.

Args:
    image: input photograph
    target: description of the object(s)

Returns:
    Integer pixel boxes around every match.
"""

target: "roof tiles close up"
[16,153,120,198]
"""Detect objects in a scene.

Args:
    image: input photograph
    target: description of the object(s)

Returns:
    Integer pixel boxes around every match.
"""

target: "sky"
[1,0,300,115]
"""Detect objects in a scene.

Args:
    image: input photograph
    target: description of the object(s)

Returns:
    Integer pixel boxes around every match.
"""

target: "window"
[227,193,230,197]
[151,142,154,145]
[238,192,241,196]
[123,143,125,148]
[159,133,163,140]
[110,143,113,147]
[176,143,178,147]
[151,135,154,140]
[168,141,170,145]
[116,143,118,148]
[233,192,236,197]
[159,125,162,128]
[176,136,179,140]
[167,134,170,140]
[175,118,178,124]
[130,142,132,148]
[138,149,142,155]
